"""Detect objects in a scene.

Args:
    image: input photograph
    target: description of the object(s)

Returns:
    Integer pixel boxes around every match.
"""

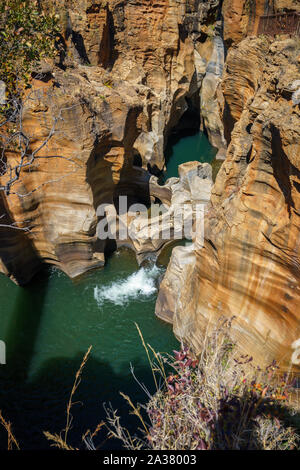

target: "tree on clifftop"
[0,0,59,96]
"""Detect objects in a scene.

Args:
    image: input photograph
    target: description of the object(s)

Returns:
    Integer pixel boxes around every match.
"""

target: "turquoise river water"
[164,129,217,180]
[0,131,217,449]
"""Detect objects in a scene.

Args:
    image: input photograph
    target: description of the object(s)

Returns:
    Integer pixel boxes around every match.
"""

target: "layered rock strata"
[2,0,300,371]
[124,161,212,264]
[0,0,225,283]
[156,36,300,371]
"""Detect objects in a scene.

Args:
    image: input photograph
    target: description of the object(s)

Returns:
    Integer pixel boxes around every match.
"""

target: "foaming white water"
[94,264,163,307]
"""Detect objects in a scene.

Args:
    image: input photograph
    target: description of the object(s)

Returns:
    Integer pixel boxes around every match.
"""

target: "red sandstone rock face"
[156,36,300,371]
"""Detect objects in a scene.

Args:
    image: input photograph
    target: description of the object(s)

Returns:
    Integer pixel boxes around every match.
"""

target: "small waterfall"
[94,264,163,307]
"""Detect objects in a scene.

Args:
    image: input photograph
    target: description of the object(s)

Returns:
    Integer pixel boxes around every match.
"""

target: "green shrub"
[0,0,59,96]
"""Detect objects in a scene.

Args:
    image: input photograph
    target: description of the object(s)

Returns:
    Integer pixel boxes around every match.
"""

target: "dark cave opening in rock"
[132,152,143,168]
[168,105,201,140]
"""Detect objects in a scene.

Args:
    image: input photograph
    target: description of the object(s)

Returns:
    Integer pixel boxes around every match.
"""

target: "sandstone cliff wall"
[156,35,300,371]
[0,0,225,283]
[1,0,300,370]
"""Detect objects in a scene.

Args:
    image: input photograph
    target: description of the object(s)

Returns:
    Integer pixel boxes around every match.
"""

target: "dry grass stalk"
[44,345,93,450]
[104,319,300,450]
[43,431,75,450]
[63,345,92,445]
[135,322,159,391]
[0,410,20,450]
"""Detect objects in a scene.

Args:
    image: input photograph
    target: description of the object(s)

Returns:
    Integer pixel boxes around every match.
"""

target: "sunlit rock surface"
[156,36,300,371]
[124,161,212,263]
[1,0,300,371]
[0,0,224,283]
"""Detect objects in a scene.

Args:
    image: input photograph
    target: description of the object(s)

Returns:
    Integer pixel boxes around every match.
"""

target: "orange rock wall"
[0,0,223,282]
[156,36,300,371]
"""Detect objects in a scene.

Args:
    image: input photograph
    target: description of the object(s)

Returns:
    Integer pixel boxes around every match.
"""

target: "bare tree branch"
[0,86,83,231]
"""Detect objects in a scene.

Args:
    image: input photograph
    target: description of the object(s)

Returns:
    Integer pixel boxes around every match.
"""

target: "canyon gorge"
[1,0,300,373]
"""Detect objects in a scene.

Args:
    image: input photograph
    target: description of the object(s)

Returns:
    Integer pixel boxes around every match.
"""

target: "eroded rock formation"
[156,36,300,371]
[125,161,212,263]
[1,0,300,371]
[0,0,225,283]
